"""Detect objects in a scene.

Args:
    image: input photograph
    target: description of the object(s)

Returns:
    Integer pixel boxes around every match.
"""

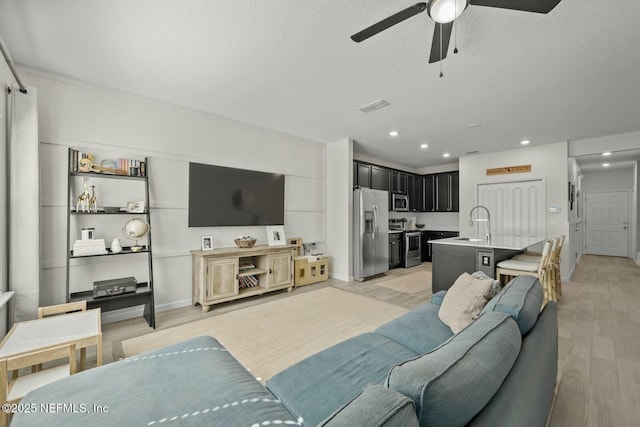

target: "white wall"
[24,67,326,322]
[569,134,640,263]
[582,168,634,191]
[459,141,571,278]
[326,138,352,281]
[569,131,640,156]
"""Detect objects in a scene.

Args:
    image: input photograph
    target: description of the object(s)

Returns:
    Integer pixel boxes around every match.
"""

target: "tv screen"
[188,162,285,227]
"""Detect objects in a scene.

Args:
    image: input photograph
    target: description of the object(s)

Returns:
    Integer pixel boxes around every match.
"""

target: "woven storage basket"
[234,238,257,248]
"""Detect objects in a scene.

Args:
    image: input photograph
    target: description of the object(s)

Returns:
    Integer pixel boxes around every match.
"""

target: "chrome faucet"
[469,205,491,242]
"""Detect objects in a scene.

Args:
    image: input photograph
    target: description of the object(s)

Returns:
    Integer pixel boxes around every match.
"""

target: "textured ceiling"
[1,0,640,167]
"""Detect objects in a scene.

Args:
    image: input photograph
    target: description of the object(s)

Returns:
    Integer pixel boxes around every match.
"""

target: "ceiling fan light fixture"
[428,0,468,24]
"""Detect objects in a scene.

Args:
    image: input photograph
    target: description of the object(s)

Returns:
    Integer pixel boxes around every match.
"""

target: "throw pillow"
[438,272,496,333]
[471,270,502,298]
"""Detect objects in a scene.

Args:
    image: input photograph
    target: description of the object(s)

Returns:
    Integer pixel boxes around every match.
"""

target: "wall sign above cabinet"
[486,164,531,176]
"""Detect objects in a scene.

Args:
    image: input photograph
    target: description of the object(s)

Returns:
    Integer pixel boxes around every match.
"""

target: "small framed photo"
[126,201,146,213]
[266,226,286,246]
[201,235,214,251]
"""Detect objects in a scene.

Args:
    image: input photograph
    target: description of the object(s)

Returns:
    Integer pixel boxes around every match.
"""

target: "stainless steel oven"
[404,231,421,268]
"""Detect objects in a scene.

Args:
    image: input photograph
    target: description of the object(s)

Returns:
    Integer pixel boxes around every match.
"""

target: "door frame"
[583,190,632,258]
[475,176,547,241]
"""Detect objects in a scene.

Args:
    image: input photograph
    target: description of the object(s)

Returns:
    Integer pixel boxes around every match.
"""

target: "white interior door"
[477,179,546,239]
[585,191,629,257]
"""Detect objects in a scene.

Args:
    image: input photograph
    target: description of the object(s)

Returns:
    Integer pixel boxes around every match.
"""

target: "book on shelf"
[73,239,107,256]
[239,275,259,289]
[69,148,146,177]
[239,263,256,272]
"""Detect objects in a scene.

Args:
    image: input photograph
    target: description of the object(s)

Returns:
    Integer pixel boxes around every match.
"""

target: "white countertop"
[431,236,546,251]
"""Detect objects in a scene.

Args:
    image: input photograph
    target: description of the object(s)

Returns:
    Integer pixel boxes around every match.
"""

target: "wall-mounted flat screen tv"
[188,162,285,227]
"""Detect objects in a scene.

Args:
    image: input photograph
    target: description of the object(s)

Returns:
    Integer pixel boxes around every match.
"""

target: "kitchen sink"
[455,237,485,242]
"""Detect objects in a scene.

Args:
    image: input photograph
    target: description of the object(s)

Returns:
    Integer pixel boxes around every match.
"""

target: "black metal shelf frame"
[65,148,156,328]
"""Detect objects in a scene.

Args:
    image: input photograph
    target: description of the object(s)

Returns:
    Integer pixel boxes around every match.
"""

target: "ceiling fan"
[351,1,562,64]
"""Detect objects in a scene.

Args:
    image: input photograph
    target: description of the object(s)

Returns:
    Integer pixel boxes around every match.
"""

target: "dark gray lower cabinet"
[422,230,459,261]
[431,244,521,293]
[389,233,402,269]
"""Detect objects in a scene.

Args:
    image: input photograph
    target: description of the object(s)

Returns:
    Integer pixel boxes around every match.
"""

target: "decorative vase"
[111,238,123,254]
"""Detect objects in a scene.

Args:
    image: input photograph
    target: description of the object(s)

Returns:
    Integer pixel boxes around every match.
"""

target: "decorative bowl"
[103,206,121,213]
[415,224,425,229]
[234,238,257,248]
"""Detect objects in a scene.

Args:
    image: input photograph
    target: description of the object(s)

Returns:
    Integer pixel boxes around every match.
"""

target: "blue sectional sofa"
[12,275,558,427]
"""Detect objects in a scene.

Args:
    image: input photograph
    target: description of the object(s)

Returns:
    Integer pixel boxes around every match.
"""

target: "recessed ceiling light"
[389,130,399,137]
[420,143,429,149]
[467,123,482,128]
[602,152,611,156]
[520,140,531,145]
[603,163,610,167]
[443,152,450,158]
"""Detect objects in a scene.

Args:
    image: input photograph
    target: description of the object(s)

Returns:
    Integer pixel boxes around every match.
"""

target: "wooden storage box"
[294,255,329,286]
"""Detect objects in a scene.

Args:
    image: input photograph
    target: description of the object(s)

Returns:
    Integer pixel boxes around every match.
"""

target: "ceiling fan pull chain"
[439,23,444,77]
[454,0,459,54]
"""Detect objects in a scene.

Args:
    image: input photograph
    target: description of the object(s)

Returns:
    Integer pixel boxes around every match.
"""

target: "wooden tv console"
[191,244,296,312]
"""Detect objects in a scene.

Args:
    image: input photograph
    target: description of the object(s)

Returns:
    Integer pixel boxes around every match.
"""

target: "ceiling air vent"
[465,150,479,155]
[358,99,390,113]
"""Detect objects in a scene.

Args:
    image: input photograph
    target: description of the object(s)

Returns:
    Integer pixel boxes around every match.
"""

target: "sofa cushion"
[266,332,418,427]
[482,275,543,335]
[431,291,447,306]
[11,336,300,427]
[438,272,496,333]
[319,384,419,427]
[386,312,521,427]
[375,303,454,354]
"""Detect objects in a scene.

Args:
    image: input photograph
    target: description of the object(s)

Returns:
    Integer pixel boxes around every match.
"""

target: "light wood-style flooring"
[549,255,640,427]
[93,255,640,426]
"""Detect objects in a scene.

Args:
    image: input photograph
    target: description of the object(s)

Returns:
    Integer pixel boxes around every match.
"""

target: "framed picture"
[126,200,146,213]
[201,235,213,251]
[266,226,286,246]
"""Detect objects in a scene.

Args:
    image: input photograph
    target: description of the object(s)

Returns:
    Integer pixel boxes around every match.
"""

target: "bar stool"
[512,235,564,299]
[496,240,554,304]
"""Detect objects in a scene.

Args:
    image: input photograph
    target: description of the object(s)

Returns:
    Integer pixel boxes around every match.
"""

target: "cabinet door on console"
[205,258,239,301]
[268,252,293,288]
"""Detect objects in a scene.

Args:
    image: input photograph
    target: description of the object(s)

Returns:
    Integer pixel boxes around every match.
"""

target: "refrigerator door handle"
[373,204,378,240]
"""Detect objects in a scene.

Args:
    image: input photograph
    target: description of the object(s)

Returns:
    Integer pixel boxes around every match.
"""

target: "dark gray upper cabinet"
[423,175,435,212]
[435,172,459,212]
[408,174,423,212]
[450,171,459,212]
[356,163,371,188]
[352,161,457,213]
[391,171,407,194]
[371,166,390,191]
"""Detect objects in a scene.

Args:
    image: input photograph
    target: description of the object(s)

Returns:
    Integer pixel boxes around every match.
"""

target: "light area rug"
[376,270,432,294]
[122,287,408,382]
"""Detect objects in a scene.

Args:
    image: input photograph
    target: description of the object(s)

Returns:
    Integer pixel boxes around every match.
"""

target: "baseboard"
[329,272,350,282]
[101,298,192,324]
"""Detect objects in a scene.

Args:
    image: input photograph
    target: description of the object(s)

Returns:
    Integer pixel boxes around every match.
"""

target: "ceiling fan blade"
[429,22,454,63]
[469,0,561,14]
[351,2,427,43]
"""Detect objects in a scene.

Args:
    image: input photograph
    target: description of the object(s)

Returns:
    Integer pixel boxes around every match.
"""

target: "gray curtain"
[8,85,39,322]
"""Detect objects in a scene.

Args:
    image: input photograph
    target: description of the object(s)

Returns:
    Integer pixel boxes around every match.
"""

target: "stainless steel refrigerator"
[353,188,389,281]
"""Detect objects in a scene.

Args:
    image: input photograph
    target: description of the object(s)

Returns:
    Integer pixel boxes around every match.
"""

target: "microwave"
[392,193,409,211]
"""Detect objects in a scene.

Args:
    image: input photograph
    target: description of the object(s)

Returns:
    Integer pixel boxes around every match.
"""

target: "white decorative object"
[201,235,213,251]
[266,226,286,246]
[126,201,146,213]
[110,238,123,254]
[122,218,150,252]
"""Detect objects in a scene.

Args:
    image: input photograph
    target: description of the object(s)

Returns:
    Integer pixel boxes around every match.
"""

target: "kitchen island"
[431,236,546,293]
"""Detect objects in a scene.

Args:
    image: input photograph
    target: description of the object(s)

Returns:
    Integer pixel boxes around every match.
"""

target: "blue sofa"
[11,275,557,427]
